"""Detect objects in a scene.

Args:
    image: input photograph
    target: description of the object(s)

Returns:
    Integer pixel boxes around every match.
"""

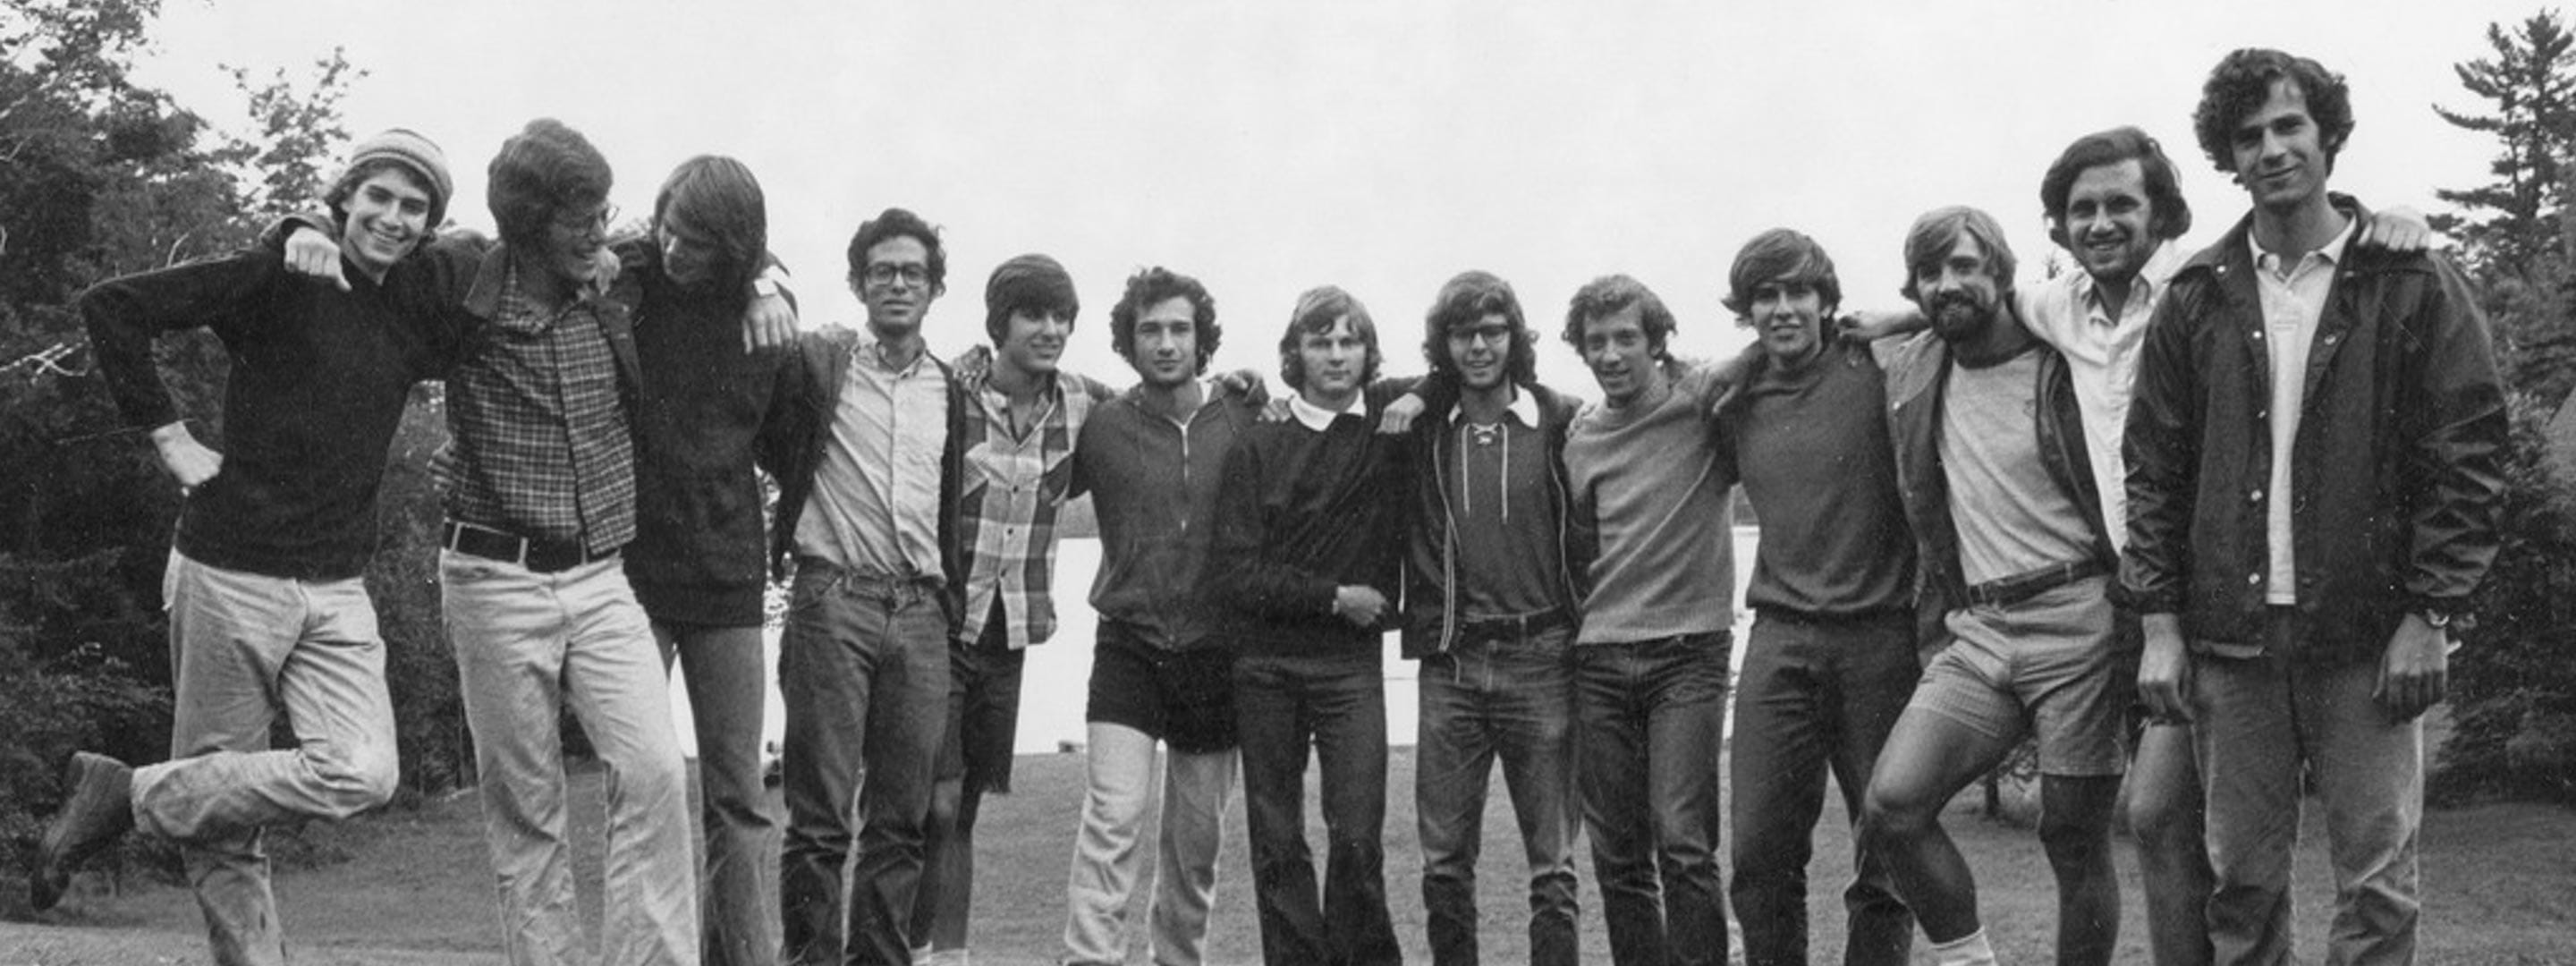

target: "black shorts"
[1086,621,1238,754]
[934,614,1028,794]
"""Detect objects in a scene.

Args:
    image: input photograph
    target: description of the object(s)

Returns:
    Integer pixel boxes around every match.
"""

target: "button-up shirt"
[2018,242,2184,549]
[434,262,637,554]
[2252,216,2355,605]
[953,363,1102,648]
[793,337,948,578]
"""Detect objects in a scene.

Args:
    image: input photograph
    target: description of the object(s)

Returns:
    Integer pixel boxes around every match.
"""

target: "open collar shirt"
[2252,216,2357,605]
[433,258,637,554]
[2017,242,2183,548]
[794,336,949,580]
[953,363,1099,648]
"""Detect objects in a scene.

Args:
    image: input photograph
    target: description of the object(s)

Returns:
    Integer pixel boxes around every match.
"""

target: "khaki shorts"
[1907,574,2127,776]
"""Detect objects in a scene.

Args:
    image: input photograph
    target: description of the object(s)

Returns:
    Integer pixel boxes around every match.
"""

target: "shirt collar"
[1447,386,1540,428]
[2250,214,2357,280]
[1289,391,1366,431]
[2072,242,2186,322]
[859,336,933,377]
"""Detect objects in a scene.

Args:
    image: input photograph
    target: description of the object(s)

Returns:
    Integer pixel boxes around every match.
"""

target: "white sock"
[1929,927,1997,966]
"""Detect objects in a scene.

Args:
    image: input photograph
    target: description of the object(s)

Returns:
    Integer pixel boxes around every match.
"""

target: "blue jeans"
[1233,648,1401,966]
[132,551,400,966]
[1727,613,1918,966]
[442,551,697,966]
[778,565,952,966]
[1573,633,1731,966]
[1415,626,1580,966]
[654,621,778,966]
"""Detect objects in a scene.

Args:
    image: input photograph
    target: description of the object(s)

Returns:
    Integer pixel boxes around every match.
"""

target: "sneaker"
[29,751,135,911]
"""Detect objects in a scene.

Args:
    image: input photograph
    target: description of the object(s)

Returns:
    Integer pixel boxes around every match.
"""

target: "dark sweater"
[1211,394,1408,657]
[82,243,468,580]
[615,241,800,627]
[1074,385,1259,652]
[1723,340,1914,618]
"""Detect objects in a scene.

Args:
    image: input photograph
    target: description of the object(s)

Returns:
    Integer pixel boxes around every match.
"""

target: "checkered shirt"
[953,364,1099,648]
[431,266,637,554]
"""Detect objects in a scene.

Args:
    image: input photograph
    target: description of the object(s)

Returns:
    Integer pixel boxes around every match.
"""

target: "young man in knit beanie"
[38,129,459,965]
[911,253,1116,966]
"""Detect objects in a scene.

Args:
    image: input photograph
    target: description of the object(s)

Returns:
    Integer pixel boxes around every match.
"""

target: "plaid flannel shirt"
[432,262,637,554]
[952,361,1105,648]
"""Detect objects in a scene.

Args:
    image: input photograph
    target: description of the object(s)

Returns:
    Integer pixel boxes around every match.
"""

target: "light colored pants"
[133,550,400,966]
[2194,611,2423,966]
[442,550,697,966]
[656,621,777,966]
[1061,722,1238,966]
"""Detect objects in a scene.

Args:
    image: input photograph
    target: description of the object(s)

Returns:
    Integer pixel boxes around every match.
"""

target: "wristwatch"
[751,275,783,299]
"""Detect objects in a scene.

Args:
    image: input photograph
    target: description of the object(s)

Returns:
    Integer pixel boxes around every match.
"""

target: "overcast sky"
[135,0,2546,395]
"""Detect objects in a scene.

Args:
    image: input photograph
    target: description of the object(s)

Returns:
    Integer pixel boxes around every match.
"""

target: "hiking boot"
[29,751,135,911]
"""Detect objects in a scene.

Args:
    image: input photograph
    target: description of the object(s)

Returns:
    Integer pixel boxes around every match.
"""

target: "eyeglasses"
[553,203,618,238]
[863,263,931,288]
[1448,325,1515,346]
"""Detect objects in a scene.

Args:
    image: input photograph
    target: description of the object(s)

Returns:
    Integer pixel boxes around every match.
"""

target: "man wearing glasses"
[771,208,966,966]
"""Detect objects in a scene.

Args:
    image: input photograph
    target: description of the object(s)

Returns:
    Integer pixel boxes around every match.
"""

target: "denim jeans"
[1233,648,1402,966]
[1060,721,1239,966]
[777,565,952,966]
[655,621,778,966]
[441,551,697,966]
[2193,610,2423,966]
[1727,613,1918,966]
[1573,633,1731,966]
[1415,626,1580,966]
[130,550,399,966]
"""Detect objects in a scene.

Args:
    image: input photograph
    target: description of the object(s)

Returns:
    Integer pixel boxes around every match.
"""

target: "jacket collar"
[2182,192,2374,276]
[461,242,621,323]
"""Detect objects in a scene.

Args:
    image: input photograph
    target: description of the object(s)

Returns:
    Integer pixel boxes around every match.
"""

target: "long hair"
[2192,47,2355,176]
[2039,126,2192,248]
[487,118,612,251]
[1277,285,1381,391]
[1110,267,1221,374]
[651,155,767,300]
[1900,207,2017,303]
[1421,270,1537,388]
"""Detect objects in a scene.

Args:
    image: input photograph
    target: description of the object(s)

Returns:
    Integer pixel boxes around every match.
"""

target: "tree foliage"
[2430,8,2576,804]
[1,0,464,859]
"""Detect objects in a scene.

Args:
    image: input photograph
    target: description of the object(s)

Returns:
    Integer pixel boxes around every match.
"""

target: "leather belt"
[442,521,614,574]
[1963,558,2107,608]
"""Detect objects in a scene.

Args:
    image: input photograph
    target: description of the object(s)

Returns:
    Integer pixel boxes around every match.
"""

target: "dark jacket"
[766,326,970,624]
[1211,386,1411,657]
[1072,384,1261,652]
[2121,198,2507,663]
[1397,381,1590,659]
[1880,323,2116,645]
[611,239,800,627]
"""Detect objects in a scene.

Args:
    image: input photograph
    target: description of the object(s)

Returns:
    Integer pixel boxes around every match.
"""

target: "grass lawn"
[5,748,2572,964]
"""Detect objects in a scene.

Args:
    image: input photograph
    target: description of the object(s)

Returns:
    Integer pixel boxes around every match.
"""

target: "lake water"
[670,529,1762,757]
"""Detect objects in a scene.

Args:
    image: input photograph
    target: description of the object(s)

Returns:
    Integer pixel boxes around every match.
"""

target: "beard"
[1928,290,1996,343]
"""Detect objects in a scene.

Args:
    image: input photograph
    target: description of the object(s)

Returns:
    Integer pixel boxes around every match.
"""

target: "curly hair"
[651,155,767,299]
[486,118,612,250]
[1900,206,2017,304]
[1722,229,1842,319]
[1276,285,1381,392]
[2191,48,2354,176]
[843,207,947,292]
[1560,275,1676,360]
[1421,270,1537,388]
[1109,267,1221,374]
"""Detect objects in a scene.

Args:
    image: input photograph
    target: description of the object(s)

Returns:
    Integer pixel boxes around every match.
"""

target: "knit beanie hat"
[344,128,453,228]
[984,253,1079,340]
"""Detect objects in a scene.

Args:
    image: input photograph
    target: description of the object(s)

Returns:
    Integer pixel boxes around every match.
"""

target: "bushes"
[2436,394,2576,803]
